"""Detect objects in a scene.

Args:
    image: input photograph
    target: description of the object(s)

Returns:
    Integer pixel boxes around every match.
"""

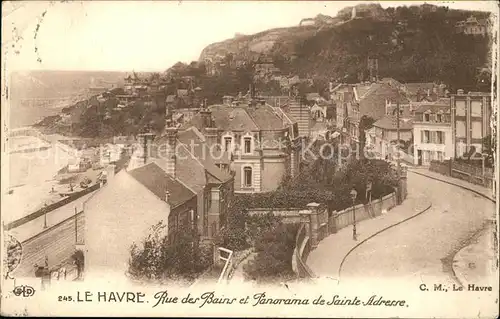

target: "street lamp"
[350,188,358,241]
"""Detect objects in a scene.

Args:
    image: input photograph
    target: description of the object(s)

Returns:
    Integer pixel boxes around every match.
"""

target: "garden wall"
[429,160,494,189]
[250,192,397,279]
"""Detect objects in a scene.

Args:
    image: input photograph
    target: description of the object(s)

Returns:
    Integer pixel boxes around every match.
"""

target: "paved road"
[340,171,495,285]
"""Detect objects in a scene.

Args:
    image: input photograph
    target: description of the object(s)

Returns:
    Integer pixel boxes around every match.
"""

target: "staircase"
[288,101,311,137]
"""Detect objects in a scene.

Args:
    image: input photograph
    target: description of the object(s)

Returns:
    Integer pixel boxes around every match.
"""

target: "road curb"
[338,202,433,281]
[408,169,495,203]
[409,169,496,287]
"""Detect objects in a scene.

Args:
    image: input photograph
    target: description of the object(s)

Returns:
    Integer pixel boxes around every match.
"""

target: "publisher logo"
[13,285,35,298]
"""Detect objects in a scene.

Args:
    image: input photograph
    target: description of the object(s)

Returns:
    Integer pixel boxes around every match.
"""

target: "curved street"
[340,171,495,285]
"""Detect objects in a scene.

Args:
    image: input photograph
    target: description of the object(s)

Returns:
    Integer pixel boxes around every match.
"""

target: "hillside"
[198,3,492,91]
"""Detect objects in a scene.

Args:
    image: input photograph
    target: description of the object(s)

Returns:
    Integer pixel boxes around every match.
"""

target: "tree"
[128,222,211,282]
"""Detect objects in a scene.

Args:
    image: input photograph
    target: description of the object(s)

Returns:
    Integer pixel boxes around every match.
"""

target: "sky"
[2,1,497,73]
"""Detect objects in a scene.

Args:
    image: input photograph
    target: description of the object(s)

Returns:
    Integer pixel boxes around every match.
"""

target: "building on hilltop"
[455,16,490,36]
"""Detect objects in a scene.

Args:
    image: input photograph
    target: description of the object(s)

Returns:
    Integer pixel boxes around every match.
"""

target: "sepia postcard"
[1,0,499,317]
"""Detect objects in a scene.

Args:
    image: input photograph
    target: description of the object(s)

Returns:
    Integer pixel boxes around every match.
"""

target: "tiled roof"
[373,115,413,130]
[177,128,232,183]
[404,83,435,96]
[129,162,195,207]
[413,103,450,114]
[357,83,407,120]
[246,105,285,130]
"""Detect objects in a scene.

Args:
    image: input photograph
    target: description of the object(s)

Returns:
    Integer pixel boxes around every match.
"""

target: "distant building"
[455,16,489,36]
[412,103,452,166]
[450,90,492,158]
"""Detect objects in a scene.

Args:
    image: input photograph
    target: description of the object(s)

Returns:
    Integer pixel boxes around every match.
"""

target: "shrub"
[243,222,299,282]
[128,222,211,282]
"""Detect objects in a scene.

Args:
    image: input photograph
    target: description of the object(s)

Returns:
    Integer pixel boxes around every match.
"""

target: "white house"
[412,103,452,165]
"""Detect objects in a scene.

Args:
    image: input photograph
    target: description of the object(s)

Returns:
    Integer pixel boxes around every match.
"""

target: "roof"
[414,103,450,114]
[305,93,321,101]
[357,83,409,119]
[373,115,413,130]
[404,83,435,96]
[166,95,176,103]
[128,162,195,207]
[246,104,285,130]
[153,127,232,192]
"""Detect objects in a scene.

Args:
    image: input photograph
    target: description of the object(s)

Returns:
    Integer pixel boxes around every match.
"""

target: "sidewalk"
[408,168,495,201]
[452,221,498,288]
[307,192,432,281]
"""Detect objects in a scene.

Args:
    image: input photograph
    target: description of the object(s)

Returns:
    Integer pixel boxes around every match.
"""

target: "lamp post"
[43,203,48,229]
[350,188,358,241]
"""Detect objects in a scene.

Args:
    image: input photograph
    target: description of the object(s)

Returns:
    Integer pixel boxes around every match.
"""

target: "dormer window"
[424,113,430,122]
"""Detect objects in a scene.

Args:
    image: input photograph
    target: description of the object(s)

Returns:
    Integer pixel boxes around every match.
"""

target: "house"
[455,16,489,36]
[181,97,301,194]
[81,162,197,277]
[450,90,492,158]
[331,82,407,145]
[99,143,123,166]
[151,127,234,241]
[412,103,452,166]
[365,115,413,160]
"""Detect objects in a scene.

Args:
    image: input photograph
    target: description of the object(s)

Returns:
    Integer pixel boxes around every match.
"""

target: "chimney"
[164,127,178,178]
[457,89,464,95]
[138,132,156,164]
[165,190,171,203]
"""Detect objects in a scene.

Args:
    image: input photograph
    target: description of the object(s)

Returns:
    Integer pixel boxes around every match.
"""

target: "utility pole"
[396,100,402,204]
[74,207,78,244]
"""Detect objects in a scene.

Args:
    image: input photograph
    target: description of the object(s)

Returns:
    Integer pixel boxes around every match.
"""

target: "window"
[471,121,482,139]
[456,121,466,138]
[224,137,232,152]
[422,130,430,143]
[437,131,445,144]
[455,100,466,116]
[436,114,443,123]
[243,166,252,187]
[244,137,252,154]
[424,113,430,122]
[471,101,482,117]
